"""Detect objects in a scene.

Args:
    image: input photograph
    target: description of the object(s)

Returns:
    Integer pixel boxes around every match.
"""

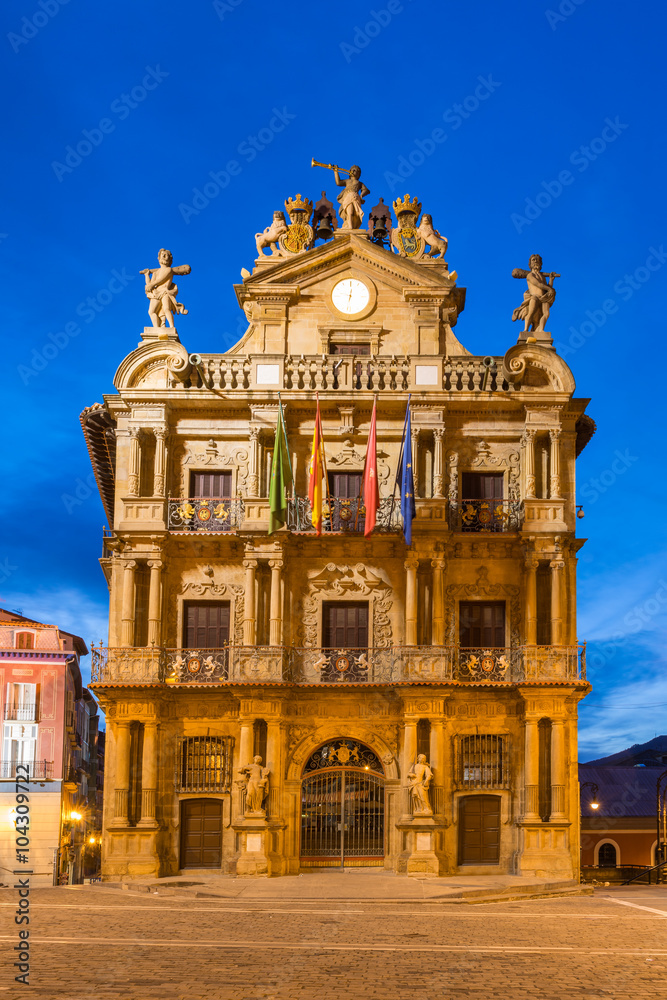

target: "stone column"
[243,558,257,645]
[404,555,419,646]
[147,560,163,647]
[432,428,444,498]
[153,428,167,497]
[431,558,445,645]
[137,722,158,828]
[550,719,566,819]
[128,427,141,497]
[550,559,564,646]
[549,429,562,498]
[269,558,283,646]
[237,719,254,817]
[525,554,539,645]
[522,429,536,499]
[523,718,540,819]
[247,426,260,497]
[429,720,446,815]
[266,720,282,818]
[121,560,137,646]
[411,427,420,497]
[111,721,131,826]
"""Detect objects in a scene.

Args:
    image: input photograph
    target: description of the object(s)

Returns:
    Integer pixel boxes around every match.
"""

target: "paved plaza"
[2,874,667,999]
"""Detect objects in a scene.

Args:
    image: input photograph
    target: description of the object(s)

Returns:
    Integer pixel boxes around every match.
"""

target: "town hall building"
[82,167,595,880]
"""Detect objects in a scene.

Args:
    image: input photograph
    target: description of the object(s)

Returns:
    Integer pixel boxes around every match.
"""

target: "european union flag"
[399,402,416,545]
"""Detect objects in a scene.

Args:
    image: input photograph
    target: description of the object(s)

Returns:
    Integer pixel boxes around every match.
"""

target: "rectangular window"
[329,343,371,355]
[536,565,552,645]
[184,602,230,649]
[4,683,37,722]
[190,472,232,498]
[2,723,38,776]
[538,720,552,821]
[459,602,505,648]
[457,735,509,789]
[15,632,35,650]
[461,473,504,500]
[323,602,368,649]
[327,472,364,532]
[133,564,150,648]
[177,735,234,793]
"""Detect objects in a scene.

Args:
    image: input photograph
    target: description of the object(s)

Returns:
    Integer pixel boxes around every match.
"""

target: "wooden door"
[190,472,232,498]
[180,799,222,868]
[461,473,504,500]
[459,602,505,648]
[323,602,369,649]
[184,602,230,648]
[458,795,501,865]
[327,471,364,532]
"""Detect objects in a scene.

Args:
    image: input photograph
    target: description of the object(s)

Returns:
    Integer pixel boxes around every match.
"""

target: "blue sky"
[1,0,665,757]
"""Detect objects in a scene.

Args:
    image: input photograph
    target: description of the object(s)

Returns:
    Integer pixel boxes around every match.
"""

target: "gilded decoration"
[286,725,399,781]
[296,563,393,648]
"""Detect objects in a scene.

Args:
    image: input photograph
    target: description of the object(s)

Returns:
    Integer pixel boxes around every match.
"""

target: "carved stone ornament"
[329,438,390,486]
[417,214,447,259]
[176,441,249,496]
[511,254,558,335]
[175,581,245,645]
[445,566,521,647]
[255,211,289,257]
[140,248,191,329]
[297,563,393,648]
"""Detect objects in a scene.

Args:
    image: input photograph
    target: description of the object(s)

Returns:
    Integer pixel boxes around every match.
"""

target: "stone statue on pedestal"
[408,754,433,815]
[511,255,559,334]
[140,249,191,328]
[238,755,270,815]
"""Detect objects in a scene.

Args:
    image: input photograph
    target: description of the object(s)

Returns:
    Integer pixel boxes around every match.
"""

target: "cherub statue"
[408,754,433,815]
[140,249,191,328]
[238,755,270,814]
[334,165,370,230]
[511,254,559,334]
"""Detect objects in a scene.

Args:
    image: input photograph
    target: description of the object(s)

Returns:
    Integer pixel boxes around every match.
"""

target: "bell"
[316,214,333,241]
[371,214,387,240]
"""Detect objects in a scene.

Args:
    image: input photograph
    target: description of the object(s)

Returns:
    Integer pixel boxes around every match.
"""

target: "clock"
[331,278,370,316]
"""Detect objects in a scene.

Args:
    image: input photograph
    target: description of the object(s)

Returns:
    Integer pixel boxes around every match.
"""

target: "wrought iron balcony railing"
[286,496,402,533]
[448,499,523,533]
[4,705,37,722]
[168,497,245,532]
[91,644,585,685]
[1,760,54,779]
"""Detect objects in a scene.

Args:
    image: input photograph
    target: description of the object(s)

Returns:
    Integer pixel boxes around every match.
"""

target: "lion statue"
[255,211,288,257]
[417,214,448,259]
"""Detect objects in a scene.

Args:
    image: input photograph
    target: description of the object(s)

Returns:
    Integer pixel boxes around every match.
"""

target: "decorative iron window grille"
[176,735,235,793]
[456,735,510,789]
[303,739,384,775]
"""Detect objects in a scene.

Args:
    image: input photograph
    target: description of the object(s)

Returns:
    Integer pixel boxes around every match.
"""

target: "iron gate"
[300,741,385,867]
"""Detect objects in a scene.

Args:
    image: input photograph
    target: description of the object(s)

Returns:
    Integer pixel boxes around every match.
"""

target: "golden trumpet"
[311,158,351,175]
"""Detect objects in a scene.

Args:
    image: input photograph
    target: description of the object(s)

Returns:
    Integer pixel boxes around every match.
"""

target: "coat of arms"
[279,194,314,254]
[391,194,424,259]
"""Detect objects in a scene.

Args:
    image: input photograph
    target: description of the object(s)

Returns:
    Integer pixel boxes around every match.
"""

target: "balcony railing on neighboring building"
[3,704,37,722]
[91,644,585,685]
[448,500,523,533]
[168,497,245,532]
[286,497,402,533]
[1,760,54,779]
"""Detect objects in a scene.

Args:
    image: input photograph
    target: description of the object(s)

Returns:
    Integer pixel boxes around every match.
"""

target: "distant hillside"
[584,735,667,768]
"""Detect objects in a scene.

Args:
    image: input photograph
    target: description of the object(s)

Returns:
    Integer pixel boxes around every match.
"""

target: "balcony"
[448,499,523,533]
[287,496,402,533]
[4,704,37,722]
[1,760,54,779]
[168,497,245,532]
[91,645,585,686]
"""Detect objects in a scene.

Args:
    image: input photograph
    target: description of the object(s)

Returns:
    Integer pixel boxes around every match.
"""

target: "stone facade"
[83,214,594,881]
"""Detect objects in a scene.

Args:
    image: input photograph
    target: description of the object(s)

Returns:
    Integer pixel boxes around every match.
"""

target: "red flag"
[308,397,325,536]
[362,398,379,536]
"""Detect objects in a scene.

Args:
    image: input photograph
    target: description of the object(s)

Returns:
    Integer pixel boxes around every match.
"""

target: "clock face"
[331,278,370,315]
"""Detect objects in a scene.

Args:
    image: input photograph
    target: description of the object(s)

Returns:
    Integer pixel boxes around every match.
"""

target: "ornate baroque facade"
[83,183,594,880]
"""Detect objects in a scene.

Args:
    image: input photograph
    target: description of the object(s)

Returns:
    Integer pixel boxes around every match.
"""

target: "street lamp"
[581,781,599,810]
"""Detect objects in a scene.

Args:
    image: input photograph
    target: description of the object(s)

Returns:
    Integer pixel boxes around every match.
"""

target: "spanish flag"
[361,398,379,536]
[308,397,325,535]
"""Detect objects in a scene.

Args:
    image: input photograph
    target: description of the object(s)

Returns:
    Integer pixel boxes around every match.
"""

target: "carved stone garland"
[174,440,250,496]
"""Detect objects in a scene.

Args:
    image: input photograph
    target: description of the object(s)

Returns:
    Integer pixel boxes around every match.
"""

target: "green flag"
[268,405,292,534]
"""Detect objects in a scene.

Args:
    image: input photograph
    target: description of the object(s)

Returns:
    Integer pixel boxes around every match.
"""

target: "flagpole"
[317,394,333,530]
[278,392,299,531]
[390,393,411,524]
[355,395,377,532]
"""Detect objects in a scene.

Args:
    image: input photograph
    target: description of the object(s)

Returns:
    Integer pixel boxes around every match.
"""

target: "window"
[15,632,35,650]
[190,472,232,498]
[184,602,230,649]
[598,842,617,867]
[4,683,37,722]
[536,565,551,645]
[177,735,234,792]
[416,719,431,760]
[329,343,371,355]
[128,723,143,827]
[459,602,505,648]
[461,473,504,500]
[323,602,368,650]
[2,723,38,775]
[327,471,364,532]
[459,473,505,533]
[329,343,371,389]
[134,563,150,648]
[457,735,509,789]
[253,719,267,765]
[538,719,552,822]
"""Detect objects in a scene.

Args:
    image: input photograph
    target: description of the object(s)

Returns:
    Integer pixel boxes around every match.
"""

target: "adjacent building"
[0,609,102,885]
[83,180,595,880]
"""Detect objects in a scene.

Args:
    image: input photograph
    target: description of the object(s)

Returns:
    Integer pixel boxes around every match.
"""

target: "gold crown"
[392,194,422,217]
[285,193,313,216]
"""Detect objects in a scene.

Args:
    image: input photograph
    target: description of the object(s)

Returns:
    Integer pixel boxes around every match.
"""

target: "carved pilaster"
[433,428,444,498]
[549,428,562,498]
[431,558,445,645]
[404,555,419,646]
[128,427,141,497]
[147,560,163,647]
[243,558,257,645]
[247,426,260,497]
[521,430,536,499]
[153,428,167,497]
[121,560,137,647]
[269,558,284,646]
[447,451,458,500]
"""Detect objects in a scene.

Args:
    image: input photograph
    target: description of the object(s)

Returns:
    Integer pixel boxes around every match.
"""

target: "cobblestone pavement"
[2,883,667,999]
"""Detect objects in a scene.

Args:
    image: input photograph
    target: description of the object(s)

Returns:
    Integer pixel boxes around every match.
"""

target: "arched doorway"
[300,739,385,868]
